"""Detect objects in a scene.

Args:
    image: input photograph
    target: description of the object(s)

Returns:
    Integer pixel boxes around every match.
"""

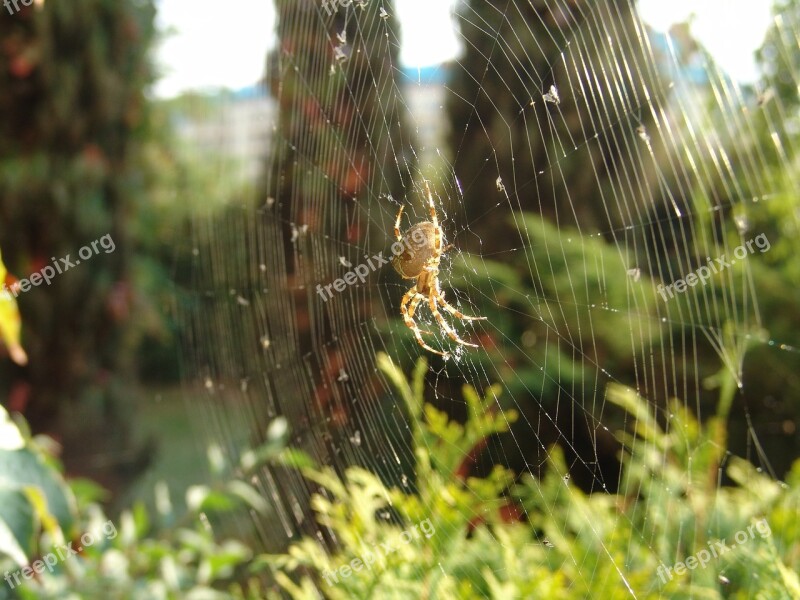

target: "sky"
[153,0,275,97]
[638,0,774,83]
[154,0,775,98]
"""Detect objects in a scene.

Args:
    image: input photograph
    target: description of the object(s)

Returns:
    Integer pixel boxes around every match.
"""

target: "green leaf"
[207,444,227,476]
[131,502,151,539]
[155,481,174,524]
[267,417,289,443]
[605,384,664,448]
[274,448,317,470]
[225,481,270,516]
[239,417,292,472]
[0,487,35,566]
[187,485,241,514]
[69,477,110,506]
[0,448,74,534]
[202,541,251,580]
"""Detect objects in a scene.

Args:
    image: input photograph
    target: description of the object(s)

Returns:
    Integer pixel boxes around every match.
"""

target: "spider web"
[176,0,799,595]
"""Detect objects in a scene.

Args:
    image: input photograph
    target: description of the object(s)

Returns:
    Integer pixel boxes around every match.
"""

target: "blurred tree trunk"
[444,0,659,491]
[0,0,155,491]
[183,0,414,547]
[446,0,661,248]
[262,0,412,428]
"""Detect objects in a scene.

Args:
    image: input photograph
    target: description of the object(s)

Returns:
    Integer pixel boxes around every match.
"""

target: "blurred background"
[0,0,798,597]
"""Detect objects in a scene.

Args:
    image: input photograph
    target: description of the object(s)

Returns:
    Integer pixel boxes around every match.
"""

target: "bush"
[255,354,800,599]
[1,356,798,599]
[0,404,286,600]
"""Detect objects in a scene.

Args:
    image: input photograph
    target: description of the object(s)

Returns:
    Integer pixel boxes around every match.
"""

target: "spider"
[392,180,486,356]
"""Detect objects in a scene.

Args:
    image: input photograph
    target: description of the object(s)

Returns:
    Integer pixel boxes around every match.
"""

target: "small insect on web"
[391,180,486,357]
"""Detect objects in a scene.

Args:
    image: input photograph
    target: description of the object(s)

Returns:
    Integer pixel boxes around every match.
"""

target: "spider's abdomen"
[391,221,438,279]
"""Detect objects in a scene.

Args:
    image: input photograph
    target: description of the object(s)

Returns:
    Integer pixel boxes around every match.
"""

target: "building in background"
[171,85,276,185]
[170,68,453,184]
[400,65,450,165]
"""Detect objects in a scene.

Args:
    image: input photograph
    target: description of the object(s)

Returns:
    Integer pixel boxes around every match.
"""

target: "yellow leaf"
[0,250,27,366]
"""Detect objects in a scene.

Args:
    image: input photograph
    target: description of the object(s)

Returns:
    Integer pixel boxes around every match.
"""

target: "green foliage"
[0,404,292,600]
[256,355,800,599]
[443,211,663,404]
[253,352,523,599]
[0,358,798,599]
[0,406,74,570]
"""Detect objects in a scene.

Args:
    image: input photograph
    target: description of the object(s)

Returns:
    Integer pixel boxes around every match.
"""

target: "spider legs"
[401,285,447,356]
[422,179,441,253]
[407,293,425,319]
[396,181,484,356]
[428,292,479,349]
[434,284,487,322]
[393,205,404,241]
